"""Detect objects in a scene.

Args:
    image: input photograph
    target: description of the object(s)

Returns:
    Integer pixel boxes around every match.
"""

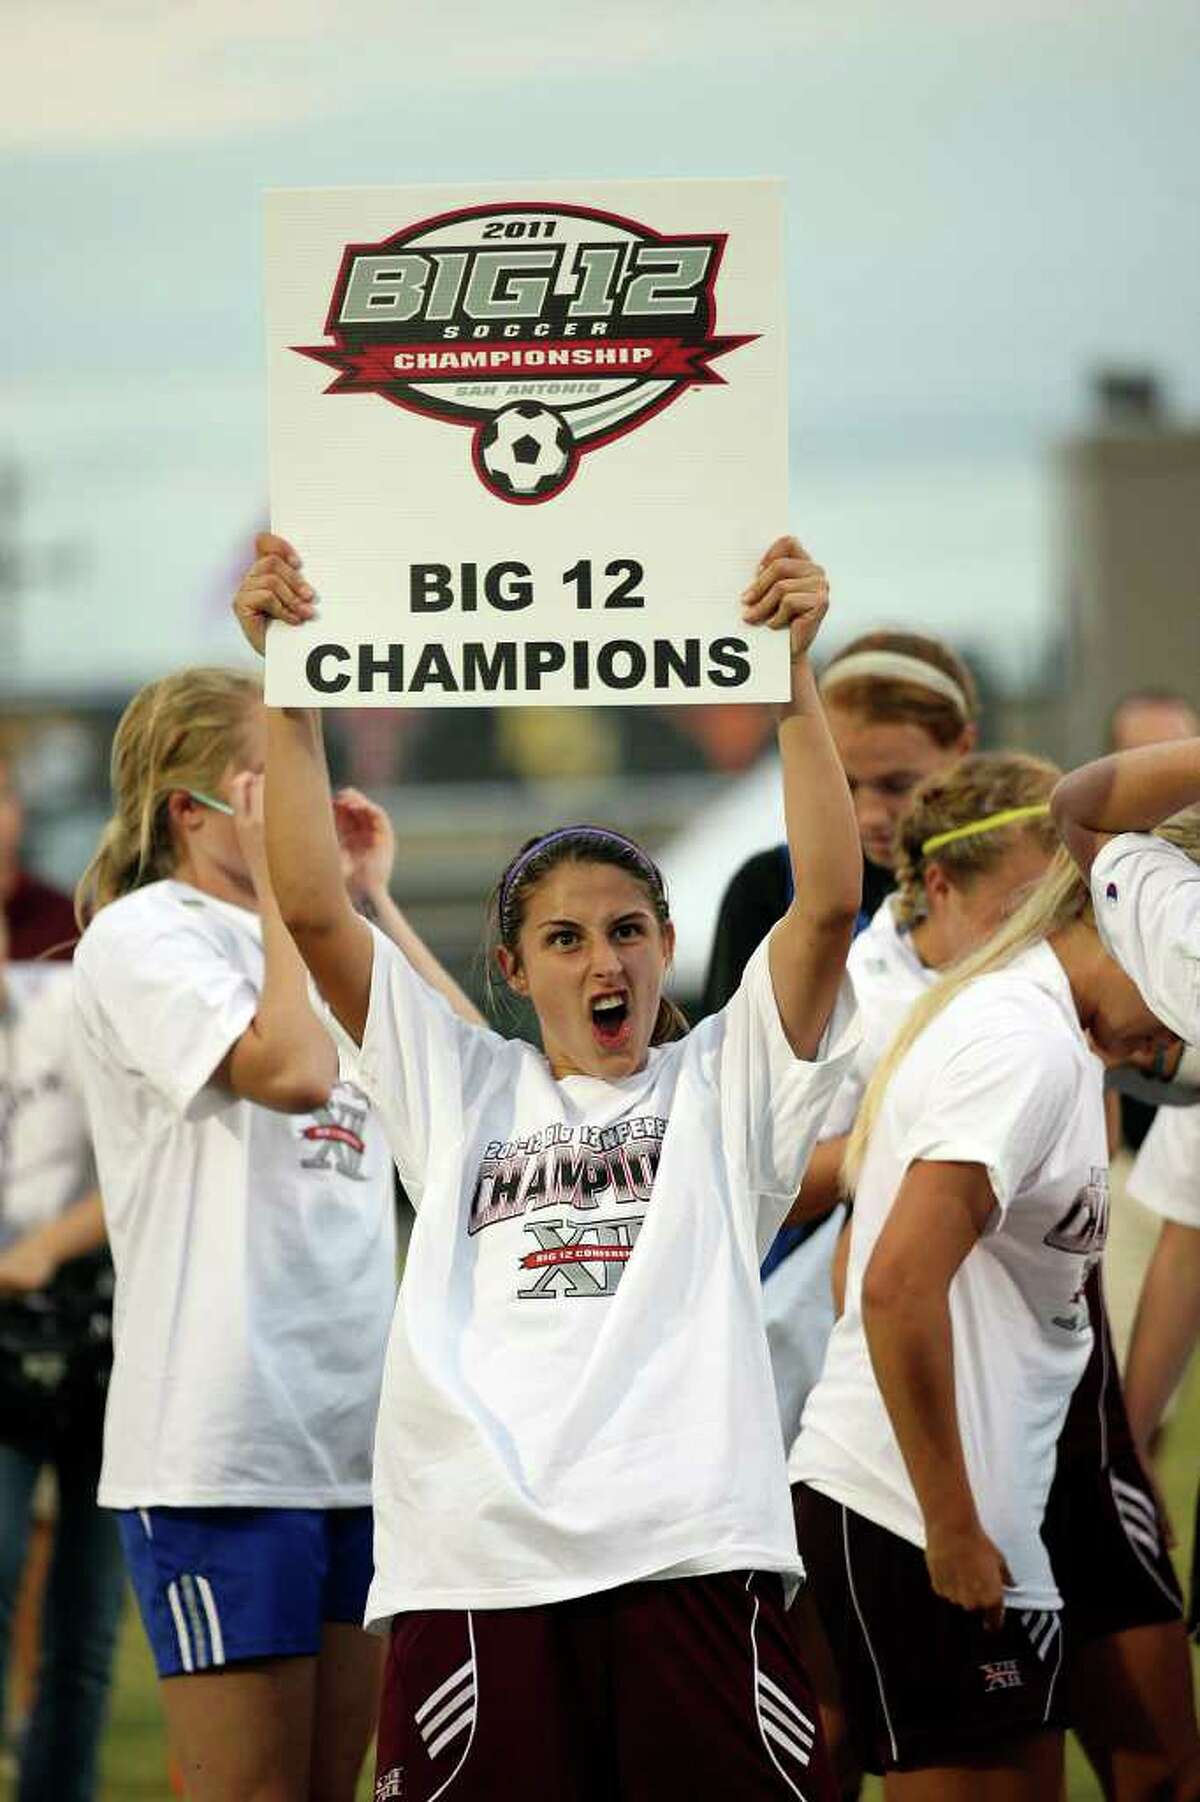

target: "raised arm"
[234,535,374,1042]
[741,537,861,1058]
[1051,738,1200,877]
[862,1159,1010,1625]
[214,771,338,1111]
[334,785,485,1026]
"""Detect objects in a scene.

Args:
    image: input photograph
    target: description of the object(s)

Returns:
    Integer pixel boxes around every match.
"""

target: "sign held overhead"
[264,179,788,708]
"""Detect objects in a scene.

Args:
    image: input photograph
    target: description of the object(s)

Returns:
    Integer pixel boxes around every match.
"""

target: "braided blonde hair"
[76,667,261,927]
[893,751,1061,929]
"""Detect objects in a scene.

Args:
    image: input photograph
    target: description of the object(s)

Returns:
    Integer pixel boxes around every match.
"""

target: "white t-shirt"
[821,897,932,1140]
[1128,1104,1200,1230]
[792,943,1108,1609]
[765,899,934,1445]
[1092,834,1200,1043]
[73,880,396,1509]
[328,926,857,1624]
[0,963,96,1247]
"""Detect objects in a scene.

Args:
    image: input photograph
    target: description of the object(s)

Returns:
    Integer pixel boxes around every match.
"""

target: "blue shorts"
[116,1504,374,1677]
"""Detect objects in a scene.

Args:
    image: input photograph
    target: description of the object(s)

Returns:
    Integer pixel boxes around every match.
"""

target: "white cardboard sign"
[264,178,788,708]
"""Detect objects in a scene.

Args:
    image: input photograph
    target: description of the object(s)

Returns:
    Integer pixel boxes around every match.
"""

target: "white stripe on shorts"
[425,1615,479,1802]
[745,1575,808,1799]
[166,1582,194,1674]
[195,1575,226,1667]
[757,1669,815,1741]
[1042,1615,1063,1724]
[179,1574,209,1670]
[841,1506,899,1763]
[416,1657,473,1725]
[759,1690,815,1754]
[1112,1474,1159,1527]
[1108,1472,1184,1611]
[761,1713,814,1769]
[1021,1610,1057,1661]
[421,1680,475,1744]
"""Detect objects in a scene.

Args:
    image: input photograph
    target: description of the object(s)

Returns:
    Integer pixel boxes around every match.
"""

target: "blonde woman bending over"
[791,826,1200,1802]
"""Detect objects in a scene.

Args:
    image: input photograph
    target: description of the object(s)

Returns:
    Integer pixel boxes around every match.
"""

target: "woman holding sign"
[235,530,860,1801]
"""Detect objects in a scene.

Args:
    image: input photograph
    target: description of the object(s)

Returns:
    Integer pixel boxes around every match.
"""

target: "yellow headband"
[921,803,1051,858]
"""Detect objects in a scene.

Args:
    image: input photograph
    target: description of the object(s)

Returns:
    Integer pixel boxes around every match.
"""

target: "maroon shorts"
[374,1570,836,1801]
[793,1485,1066,1775]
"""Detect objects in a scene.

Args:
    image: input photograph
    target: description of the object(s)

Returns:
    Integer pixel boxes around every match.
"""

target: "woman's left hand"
[741,536,829,658]
[334,787,396,905]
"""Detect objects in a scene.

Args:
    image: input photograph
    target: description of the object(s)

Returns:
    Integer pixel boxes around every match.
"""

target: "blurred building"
[1052,372,1200,764]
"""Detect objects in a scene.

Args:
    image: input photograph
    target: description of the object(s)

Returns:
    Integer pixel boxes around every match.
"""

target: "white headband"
[819,650,969,718]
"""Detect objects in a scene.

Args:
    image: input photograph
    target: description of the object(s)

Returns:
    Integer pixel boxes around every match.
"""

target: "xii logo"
[517,1216,645,1299]
[301,1083,370,1181]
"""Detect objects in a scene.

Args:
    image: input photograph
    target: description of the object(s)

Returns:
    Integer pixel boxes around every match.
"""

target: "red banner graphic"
[518,1244,633,1270]
[298,335,755,390]
[302,1124,366,1152]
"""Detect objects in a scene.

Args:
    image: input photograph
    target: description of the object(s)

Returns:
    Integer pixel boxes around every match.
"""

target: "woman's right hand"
[925,1519,1014,1630]
[232,532,316,656]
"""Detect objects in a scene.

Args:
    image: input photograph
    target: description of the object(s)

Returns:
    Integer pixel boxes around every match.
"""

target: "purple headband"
[498,826,663,939]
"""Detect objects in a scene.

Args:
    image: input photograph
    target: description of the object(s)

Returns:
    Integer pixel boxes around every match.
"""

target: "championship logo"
[300,1083,370,1181]
[295,202,755,504]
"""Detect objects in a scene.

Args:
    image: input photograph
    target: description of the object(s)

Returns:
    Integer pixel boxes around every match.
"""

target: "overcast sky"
[3,0,1198,692]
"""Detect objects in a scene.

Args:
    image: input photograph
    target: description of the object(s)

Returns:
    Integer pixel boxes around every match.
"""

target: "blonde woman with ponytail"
[790,826,1200,1801]
[766,753,1059,1460]
[72,666,474,1802]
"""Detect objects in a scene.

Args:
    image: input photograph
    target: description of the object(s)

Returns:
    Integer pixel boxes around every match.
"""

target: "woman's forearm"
[34,1190,107,1267]
[1124,1220,1200,1451]
[778,656,862,927]
[1052,739,1200,838]
[785,1136,848,1226]
[863,1283,980,1537]
[265,708,350,937]
[235,886,338,1106]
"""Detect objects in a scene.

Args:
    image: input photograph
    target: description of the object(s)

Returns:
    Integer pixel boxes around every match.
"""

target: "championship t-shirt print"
[326,924,858,1622]
[469,1115,664,1299]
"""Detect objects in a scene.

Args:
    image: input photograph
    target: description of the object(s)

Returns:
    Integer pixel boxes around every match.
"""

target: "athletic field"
[78,1362,1198,1801]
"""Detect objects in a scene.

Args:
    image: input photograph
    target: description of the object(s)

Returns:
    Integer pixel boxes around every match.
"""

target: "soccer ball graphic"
[476,404,574,501]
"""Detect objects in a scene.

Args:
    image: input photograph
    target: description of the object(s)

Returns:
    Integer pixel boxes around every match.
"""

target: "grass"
[1,1369,1192,1800]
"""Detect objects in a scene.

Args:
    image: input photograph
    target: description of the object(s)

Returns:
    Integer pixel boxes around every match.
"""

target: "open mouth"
[590,992,632,1049]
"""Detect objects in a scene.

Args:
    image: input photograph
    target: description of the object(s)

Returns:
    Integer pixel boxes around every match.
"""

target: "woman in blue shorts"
[73,666,476,1802]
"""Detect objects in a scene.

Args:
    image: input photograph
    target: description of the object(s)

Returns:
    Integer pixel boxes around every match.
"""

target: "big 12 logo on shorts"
[295,201,756,504]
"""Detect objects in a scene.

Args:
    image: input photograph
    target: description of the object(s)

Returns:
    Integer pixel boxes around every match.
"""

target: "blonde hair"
[843,809,1200,1190]
[893,751,1061,929]
[76,667,261,927]
[821,630,979,748]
